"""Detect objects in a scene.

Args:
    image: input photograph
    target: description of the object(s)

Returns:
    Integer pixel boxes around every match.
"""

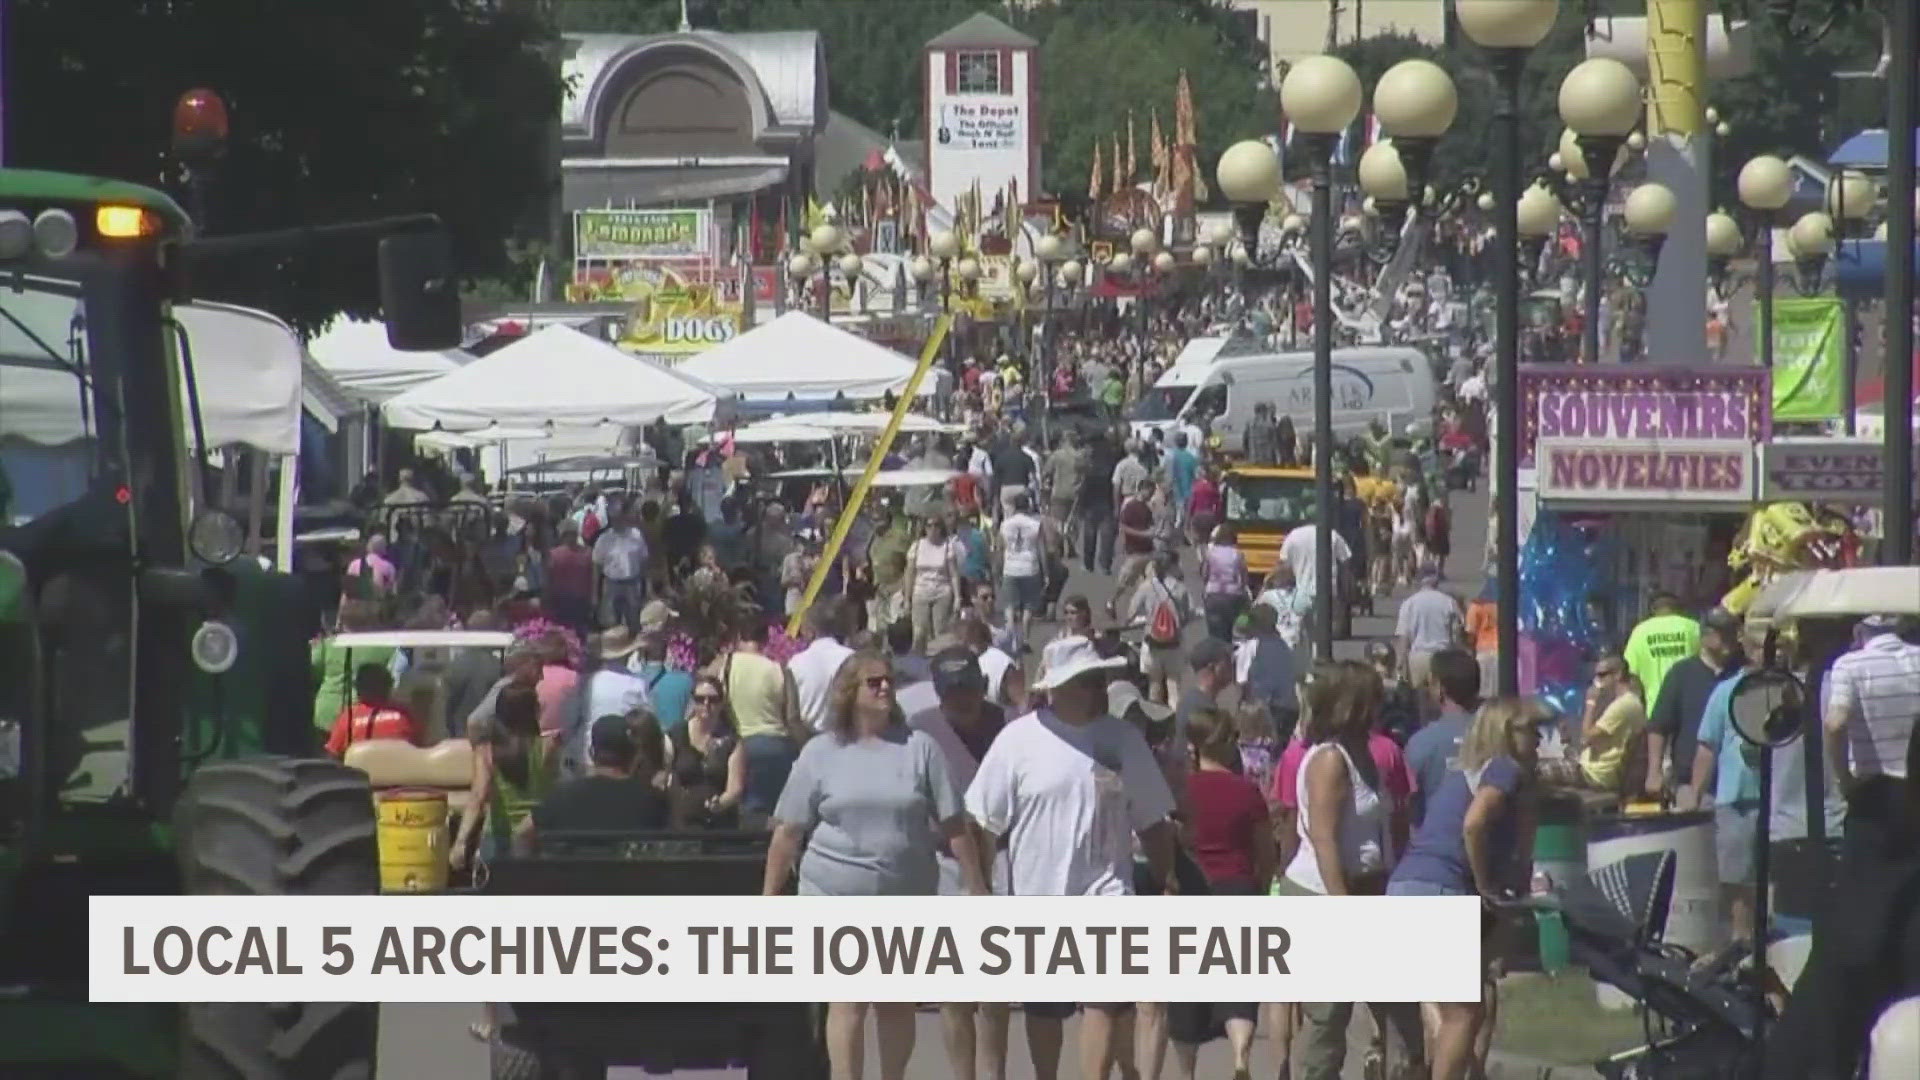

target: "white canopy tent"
[307,317,473,403]
[381,325,733,432]
[716,411,961,445]
[675,311,944,401]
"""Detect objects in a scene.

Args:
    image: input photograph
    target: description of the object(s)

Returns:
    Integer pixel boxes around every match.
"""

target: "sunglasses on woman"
[691,693,722,705]
[864,674,894,690]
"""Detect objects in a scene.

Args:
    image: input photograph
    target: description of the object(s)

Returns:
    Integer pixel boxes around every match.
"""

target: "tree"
[7,0,565,335]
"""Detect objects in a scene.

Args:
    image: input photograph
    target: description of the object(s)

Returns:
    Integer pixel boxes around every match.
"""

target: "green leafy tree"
[7,0,565,335]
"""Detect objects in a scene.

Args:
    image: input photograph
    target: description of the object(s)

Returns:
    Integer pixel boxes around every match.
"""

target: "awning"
[562,164,788,209]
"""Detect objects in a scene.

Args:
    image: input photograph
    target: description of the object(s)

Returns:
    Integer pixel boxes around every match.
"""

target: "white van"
[1129,343,1437,452]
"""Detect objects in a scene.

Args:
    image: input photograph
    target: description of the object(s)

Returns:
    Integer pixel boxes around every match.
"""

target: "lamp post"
[1558,57,1643,364]
[811,221,844,321]
[1705,209,1742,291]
[1786,211,1835,296]
[1888,0,1916,565]
[172,88,229,233]
[1737,154,1793,370]
[787,251,820,312]
[1132,227,1160,334]
[1372,57,1459,245]
[1828,170,1874,434]
[1277,53,1362,660]
[1457,0,1559,697]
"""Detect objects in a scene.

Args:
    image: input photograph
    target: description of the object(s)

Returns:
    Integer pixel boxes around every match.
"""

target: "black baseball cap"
[930,646,986,694]
[588,714,637,765]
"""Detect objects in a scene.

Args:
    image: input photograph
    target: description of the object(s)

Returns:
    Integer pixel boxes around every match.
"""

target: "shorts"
[1385,879,1471,896]
[1004,573,1044,616]
[1024,1002,1135,1020]
[1715,803,1758,887]
[1143,643,1182,683]
[1000,485,1030,515]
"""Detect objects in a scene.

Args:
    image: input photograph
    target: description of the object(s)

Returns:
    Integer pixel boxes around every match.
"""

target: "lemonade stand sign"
[574,208,710,259]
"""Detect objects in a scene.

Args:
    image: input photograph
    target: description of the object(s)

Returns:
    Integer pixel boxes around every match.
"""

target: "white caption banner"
[92,895,1482,1003]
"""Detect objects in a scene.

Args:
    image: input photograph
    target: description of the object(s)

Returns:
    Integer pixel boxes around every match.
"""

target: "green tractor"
[0,168,461,1077]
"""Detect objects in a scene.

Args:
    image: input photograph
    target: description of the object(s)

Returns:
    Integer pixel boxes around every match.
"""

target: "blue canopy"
[1834,239,1920,300]
[1829,128,1920,168]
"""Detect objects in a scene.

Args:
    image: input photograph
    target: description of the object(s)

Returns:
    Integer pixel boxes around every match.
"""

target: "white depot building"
[922,12,1042,213]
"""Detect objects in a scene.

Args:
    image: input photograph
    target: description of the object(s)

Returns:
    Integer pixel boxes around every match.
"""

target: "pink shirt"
[535,664,580,737]
[1272,734,1412,814]
[343,553,395,592]
[1201,543,1246,596]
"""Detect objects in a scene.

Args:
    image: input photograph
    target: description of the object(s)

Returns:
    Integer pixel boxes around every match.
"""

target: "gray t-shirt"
[1397,587,1464,655]
[773,725,961,896]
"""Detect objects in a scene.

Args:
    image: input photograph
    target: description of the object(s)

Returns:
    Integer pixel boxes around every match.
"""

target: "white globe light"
[1627,131,1647,151]
[1193,244,1214,266]
[1548,151,1565,172]
[1208,219,1238,247]
[910,255,935,281]
[1216,140,1281,204]
[1716,121,1731,137]
[837,253,863,277]
[1035,233,1064,261]
[1704,105,1720,125]
[1281,213,1306,234]
[1705,211,1743,257]
[1108,252,1133,274]
[787,254,814,279]
[810,223,844,254]
[1374,59,1458,138]
[1477,192,1497,212]
[1153,251,1176,273]
[0,211,31,260]
[1789,211,1834,257]
[928,229,960,260]
[1559,58,1642,138]
[1623,183,1676,236]
[1280,55,1363,135]
[1015,259,1038,283]
[1362,196,1380,217]
[1455,0,1561,49]
[1358,139,1409,201]
[1517,185,1562,237]
[955,256,981,281]
[1827,169,1876,221]
[1738,155,1793,211]
[1059,259,1084,285]
[1131,227,1159,255]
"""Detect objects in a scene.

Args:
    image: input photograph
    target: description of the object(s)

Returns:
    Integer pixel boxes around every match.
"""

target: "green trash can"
[1520,791,1582,976]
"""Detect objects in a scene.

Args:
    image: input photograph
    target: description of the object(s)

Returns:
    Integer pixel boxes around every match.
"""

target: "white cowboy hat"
[1032,635,1128,692]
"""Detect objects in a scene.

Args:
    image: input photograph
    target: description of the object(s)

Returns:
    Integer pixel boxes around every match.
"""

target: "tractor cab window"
[0,276,105,526]
[0,274,137,810]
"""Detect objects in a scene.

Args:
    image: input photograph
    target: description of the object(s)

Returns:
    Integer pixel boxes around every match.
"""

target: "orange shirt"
[325,702,420,757]
[1466,600,1499,655]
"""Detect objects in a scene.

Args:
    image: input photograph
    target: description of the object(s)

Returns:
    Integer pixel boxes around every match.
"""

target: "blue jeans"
[1386,878,1471,896]
[741,733,799,815]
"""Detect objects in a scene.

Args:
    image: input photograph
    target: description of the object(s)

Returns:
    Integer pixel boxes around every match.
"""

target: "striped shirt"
[1825,633,1920,780]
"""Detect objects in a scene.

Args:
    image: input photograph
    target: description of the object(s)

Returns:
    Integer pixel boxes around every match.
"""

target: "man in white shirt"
[560,628,653,778]
[591,505,649,631]
[966,636,1177,1080]
[1280,521,1352,634]
[787,598,856,732]
[1824,614,1920,862]
[997,492,1047,645]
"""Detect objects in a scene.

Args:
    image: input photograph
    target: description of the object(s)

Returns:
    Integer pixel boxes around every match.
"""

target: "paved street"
[377,487,1495,1078]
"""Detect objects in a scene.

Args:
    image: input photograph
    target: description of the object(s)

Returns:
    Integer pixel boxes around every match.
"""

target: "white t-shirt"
[789,637,855,732]
[999,513,1044,578]
[978,646,1016,706]
[911,537,958,599]
[964,710,1176,897]
[1280,525,1352,601]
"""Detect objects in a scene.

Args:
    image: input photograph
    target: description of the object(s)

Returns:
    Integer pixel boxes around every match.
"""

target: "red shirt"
[1186,769,1270,886]
[1187,477,1221,521]
[1118,497,1155,554]
[546,543,593,601]
[326,702,420,757]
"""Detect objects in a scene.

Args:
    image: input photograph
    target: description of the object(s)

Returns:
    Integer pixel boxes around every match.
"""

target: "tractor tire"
[173,757,382,1080]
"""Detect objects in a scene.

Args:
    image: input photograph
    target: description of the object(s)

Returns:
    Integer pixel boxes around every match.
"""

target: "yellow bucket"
[376,788,449,893]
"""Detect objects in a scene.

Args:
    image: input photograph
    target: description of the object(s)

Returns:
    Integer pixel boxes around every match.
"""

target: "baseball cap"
[1189,637,1234,671]
[587,714,637,764]
[930,646,986,694]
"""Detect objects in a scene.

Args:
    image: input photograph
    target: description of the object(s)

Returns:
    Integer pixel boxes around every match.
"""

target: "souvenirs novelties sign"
[1520,366,1769,505]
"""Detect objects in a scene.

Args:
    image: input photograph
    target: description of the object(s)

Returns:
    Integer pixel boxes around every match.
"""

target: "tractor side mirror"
[378,231,462,352]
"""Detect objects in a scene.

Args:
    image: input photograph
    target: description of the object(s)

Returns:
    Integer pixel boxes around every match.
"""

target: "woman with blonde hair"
[1388,696,1542,1080]
[763,651,985,1080]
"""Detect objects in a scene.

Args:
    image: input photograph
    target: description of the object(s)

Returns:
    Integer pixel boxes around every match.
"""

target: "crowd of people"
[299,276,1920,1080]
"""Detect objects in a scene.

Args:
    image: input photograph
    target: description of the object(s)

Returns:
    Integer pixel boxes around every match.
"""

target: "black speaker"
[377,230,462,351]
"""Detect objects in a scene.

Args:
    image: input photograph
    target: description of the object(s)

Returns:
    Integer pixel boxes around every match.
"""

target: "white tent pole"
[275,452,298,572]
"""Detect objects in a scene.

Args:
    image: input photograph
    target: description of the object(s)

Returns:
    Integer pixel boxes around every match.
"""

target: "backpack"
[1145,579,1181,648]
[581,508,603,545]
